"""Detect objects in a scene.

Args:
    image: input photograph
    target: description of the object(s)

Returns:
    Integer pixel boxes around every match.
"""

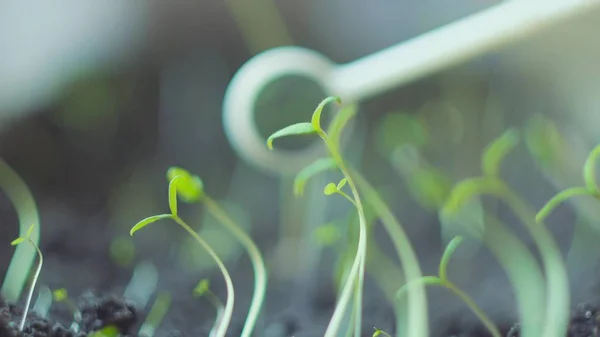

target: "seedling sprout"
[130,174,234,337]
[10,224,43,332]
[267,97,368,337]
[52,288,82,331]
[193,279,225,337]
[372,326,392,337]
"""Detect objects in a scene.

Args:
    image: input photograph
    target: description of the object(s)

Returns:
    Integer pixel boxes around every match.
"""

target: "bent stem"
[171,215,235,337]
[351,169,428,337]
[202,196,267,337]
[0,157,40,303]
[18,238,43,332]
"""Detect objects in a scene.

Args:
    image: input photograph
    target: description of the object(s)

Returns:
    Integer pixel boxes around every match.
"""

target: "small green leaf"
[336,178,347,191]
[482,128,519,177]
[168,176,181,216]
[439,236,463,282]
[442,177,505,215]
[52,288,68,302]
[26,224,36,238]
[193,279,210,297]
[89,325,119,337]
[536,187,594,223]
[324,183,338,196]
[293,158,337,197]
[524,114,565,168]
[583,144,600,193]
[266,123,316,150]
[10,237,25,246]
[327,103,357,149]
[130,214,172,236]
[310,96,341,134]
[166,167,204,203]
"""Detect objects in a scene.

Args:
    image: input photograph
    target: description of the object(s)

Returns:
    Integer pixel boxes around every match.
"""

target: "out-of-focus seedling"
[397,236,501,337]
[165,166,267,337]
[0,158,41,304]
[32,286,52,318]
[10,224,42,332]
[52,288,82,331]
[90,325,120,337]
[138,292,171,337]
[193,279,225,337]
[109,235,136,268]
[442,129,569,337]
[130,174,234,337]
[268,97,368,337]
[372,326,392,337]
[536,143,600,223]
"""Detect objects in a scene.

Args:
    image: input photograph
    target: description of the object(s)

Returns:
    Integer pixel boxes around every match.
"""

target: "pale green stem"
[351,170,428,337]
[444,281,501,337]
[322,138,367,337]
[172,216,234,337]
[0,157,40,303]
[204,290,225,337]
[18,238,43,331]
[202,197,267,337]
[501,185,569,337]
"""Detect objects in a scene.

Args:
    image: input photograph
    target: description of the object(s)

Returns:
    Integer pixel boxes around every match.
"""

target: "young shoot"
[536,143,600,223]
[10,224,42,332]
[165,166,267,337]
[397,236,501,337]
[267,97,368,337]
[442,128,569,337]
[372,327,392,337]
[0,157,41,304]
[130,174,234,337]
[193,279,225,337]
[52,288,82,331]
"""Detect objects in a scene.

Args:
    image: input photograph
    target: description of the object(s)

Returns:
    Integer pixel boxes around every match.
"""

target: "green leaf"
[536,187,594,223]
[327,103,357,149]
[166,167,204,203]
[482,128,519,177]
[193,279,210,297]
[439,236,463,282]
[336,178,347,191]
[89,325,119,337]
[26,224,36,238]
[583,144,600,193]
[266,123,316,150]
[310,96,341,134]
[443,177,505,215]
[10,237,25,246]
[324,183,338,196]
[52,288,68,302]
[168,176,181,216]
[130,214,172,236]
[293,158,337,197]
[524,114,565,168]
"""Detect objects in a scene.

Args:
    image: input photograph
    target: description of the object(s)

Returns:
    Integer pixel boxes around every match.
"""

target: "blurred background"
[2,1,600,336]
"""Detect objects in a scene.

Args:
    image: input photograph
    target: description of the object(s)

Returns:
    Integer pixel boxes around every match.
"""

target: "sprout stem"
[18,238,43,331]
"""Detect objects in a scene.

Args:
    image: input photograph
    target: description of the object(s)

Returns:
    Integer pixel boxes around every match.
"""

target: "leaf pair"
[11,224,37,246]
[536,144,600,223]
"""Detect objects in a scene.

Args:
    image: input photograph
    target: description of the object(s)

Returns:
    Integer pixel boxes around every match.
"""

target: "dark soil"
[0,291,140,337]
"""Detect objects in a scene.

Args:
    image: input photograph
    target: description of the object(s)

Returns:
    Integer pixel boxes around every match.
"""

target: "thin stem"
[338,190,358,208]
[322,139,367,337]
[500,185,569,337]
[444,281,502,337]
[0,157,40,303]
[202,197,267,337]
[172,216,234,337]
[351,169,428,337]
[205,290,225,337]
[19,238,43,332]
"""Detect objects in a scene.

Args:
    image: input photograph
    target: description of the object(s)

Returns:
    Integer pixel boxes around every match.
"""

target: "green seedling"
[52,288,82,331]
[397,236,501,337]
[165,166,267,337]
[442,128,569,337]
[536,143,600,223]
[130,174,234,337]
[193,279,225,337]
[90,325,119,337]
[0,158,41,304]
[10,224,42,332]
[267,97,368,337]
[372,326,392,337]
[138,292,171,337]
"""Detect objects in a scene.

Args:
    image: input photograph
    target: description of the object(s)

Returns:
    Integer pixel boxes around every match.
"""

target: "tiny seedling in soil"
[52,288,83,331]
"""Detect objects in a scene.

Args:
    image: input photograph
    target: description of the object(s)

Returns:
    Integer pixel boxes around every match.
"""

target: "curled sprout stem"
[10,224,43,332]
[397,236,501,337]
